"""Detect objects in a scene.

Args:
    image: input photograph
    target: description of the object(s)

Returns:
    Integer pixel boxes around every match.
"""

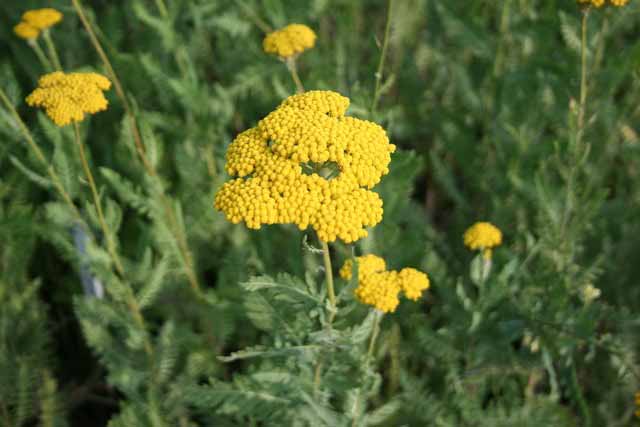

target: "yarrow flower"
[577,0,629,7]
[14,8,63,40]
[263,24,316,58]
[26,72,112,127]
[339,255,430,313]
[214,91,396,243]
[463,221,502,260]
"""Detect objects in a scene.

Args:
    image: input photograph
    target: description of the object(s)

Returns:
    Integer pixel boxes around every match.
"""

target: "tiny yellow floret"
[214,91,396,243]
[22,8,63,30]
[339,255,430,313]
[463,221,502,260]
[26,72,112,127]
[14,22,39,40]
[577,0,628,7]
[263,24,316,58]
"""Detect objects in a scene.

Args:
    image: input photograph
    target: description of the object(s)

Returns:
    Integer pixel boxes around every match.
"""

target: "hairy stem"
[42,30,63,71]
[73,123,125,275]
[370,0,394,113]
[321,239,336,322]
[28,39,53,71]
[286,57,305,94]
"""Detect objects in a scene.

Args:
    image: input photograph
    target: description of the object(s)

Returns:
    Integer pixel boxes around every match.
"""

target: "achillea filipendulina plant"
[339,255,430,313]
[21,8,63,30]
[26,72,111,127]
[577,0,629,6]
[13,22,39,40]
[263,24,316,58]
[214,90,396,243]
[463,221,502,260]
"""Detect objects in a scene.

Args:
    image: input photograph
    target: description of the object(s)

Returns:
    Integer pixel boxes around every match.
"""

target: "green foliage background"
[1,0,640,425]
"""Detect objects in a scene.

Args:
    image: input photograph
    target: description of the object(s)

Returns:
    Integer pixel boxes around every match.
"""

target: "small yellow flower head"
[22,8,63,30]
[339,255,430,313]
[263,24,316,58]
[14,22,39,40]
[577,0,629,7]
[463,221,502,259]
[214,91,396,243]
[26,72,112,127]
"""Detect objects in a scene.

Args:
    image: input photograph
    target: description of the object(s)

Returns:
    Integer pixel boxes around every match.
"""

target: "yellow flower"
[22,8,63,30]
[339,255,430,313]
[577,0,629,6]
[26,72,112,127]
[263,24,316,58]
[214,91,396,243]
[635,392,640,418]
[463,221,502,260]
[14,22,39,40]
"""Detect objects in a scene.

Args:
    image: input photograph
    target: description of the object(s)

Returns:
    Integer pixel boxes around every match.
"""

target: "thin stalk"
[154,0,169,19]
[285,57,305,94]
[577,8,589,145]
[72,0,203,297]
[28,39,53,71]
[235,0,273,33]
[73,123,125,275]
[0,87,78,217]
[366,310,382,362]
[321,239,336,322]
[42,30,63,71]
[370,0,394,113]
[570,361,591,427]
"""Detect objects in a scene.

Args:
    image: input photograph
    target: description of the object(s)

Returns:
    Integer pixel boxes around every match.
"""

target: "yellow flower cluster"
[577,0,629,6]
[263,24,316,58]
[26,72,112,127]
[215,91,395,243]
[14,8,63,40]
[339,255,430,313]
[463,221,502,260]
[635,392,640,418]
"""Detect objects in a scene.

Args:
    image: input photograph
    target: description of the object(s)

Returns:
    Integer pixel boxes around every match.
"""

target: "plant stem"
[285,57,305,94]
[577,8,589,146]
[370,0,394,113]
[154,0,169,19]
[73,123,125,275]
[72,0,203,298]
[321,239,336,322]
[235,0,273,33]
[570,361,591,427]
[28,39,53,71]
[42,30,63,71]
[366,310,383,362]
[0,87,78,218]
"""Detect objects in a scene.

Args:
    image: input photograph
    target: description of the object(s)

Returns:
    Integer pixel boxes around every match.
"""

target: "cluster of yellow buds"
[576,0,629,7]
[463,221,502,260]
[214,90,395,243]
[263,24,316,58]
[339,255,430,313]
[14,8,63,40]
[26,72,112,127]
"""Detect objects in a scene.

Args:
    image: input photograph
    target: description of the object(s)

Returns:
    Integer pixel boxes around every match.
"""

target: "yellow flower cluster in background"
[263,24,316,58]
[635,392,640,418]
[215,90,395,243]
[463,221,502,260]
[340,255,430,313]
[26,72,111,127]
[14,8,62,40]
[576,0,629,7]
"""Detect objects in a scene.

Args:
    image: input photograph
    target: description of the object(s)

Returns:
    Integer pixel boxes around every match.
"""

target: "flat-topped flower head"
[263,24,316,58]
[26,72,112,127]
[215,91,396,243]
[463,221,502,260]
[14,22,39,40]
[339,255,430,313]
[577,0,629,7]
[22,8,63,30]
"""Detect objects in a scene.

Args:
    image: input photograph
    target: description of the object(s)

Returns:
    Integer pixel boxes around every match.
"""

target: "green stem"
[286,57,305,94]
[28,39,53,71]
[42,30,63,71]
[0,87,78,217]
[370,0,394,113]
[577,8,589,145]
[321,239,336,322]
[366,310,383,362]
[235,0,273,33]
[570,361,591,427]
[73,123,125,276]
[154,0,169,18]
